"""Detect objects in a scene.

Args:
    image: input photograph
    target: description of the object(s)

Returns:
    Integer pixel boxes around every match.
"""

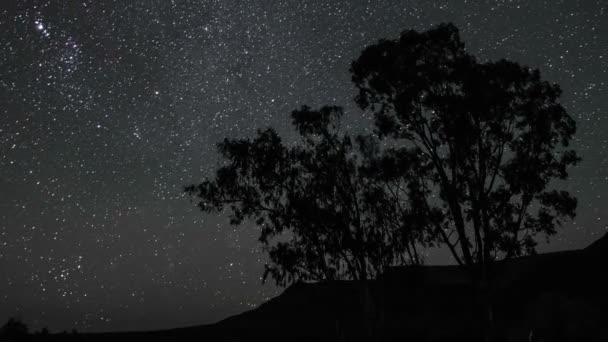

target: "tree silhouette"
[350,23,579,339]
[351,22,578,269]
[0,317,29,340]
[186,106,425,287]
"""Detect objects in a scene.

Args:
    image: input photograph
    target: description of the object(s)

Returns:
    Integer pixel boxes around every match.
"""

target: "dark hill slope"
[15,233,608,342]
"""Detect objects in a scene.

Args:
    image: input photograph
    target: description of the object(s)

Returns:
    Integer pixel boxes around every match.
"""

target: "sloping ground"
[378,235,608,341]
[376,234,608,341]
[495,233,608,341]
[17,233,608,342]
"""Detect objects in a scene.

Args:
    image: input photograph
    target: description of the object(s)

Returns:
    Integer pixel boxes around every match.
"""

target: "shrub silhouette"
[0,317,29,340]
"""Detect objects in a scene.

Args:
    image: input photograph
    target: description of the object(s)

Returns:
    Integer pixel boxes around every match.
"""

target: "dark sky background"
[0,0,606,334]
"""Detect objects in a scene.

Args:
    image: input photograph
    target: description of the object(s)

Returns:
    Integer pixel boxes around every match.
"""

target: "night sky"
[1,0,606,333]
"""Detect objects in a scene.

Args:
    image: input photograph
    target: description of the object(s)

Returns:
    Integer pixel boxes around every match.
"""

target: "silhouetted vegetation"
[185,105,429,286]
[1,318,29,340]
[190,21,577,279]
[186,23,582,341]
[351,22,579,266]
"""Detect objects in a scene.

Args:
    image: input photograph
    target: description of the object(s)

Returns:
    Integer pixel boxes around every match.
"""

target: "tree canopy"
[351,23,579,268]
[187,22,579,287]
[186,106,424,286]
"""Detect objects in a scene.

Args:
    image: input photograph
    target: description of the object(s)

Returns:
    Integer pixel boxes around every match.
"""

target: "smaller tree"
[0,317,29,339]
[186,106,424,286]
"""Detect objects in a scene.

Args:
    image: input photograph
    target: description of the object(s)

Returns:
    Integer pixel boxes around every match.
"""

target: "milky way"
[1,0,606,333]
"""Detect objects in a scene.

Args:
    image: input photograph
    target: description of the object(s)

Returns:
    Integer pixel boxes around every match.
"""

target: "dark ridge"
[9,234,608,342]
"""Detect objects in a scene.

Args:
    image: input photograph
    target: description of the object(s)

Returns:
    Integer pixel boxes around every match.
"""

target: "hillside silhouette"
[6,233,608,342]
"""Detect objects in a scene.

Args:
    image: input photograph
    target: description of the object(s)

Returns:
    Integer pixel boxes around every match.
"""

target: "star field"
[1,0,607,333]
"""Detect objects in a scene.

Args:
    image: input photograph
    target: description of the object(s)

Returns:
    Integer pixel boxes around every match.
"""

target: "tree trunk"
[482,294,495,342]
[476,271,496,342]
[359,279,377,342]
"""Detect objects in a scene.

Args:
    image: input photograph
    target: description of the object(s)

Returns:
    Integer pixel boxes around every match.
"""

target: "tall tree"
[350,22,579,338]
[351,22,578,269]
[186,106,423,287]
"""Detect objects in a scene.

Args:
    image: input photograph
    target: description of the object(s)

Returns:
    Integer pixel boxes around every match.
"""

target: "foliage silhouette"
[186,105,425,286]
[0,317,28,340]
[350,22,578,268]
[187,22,578,284]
